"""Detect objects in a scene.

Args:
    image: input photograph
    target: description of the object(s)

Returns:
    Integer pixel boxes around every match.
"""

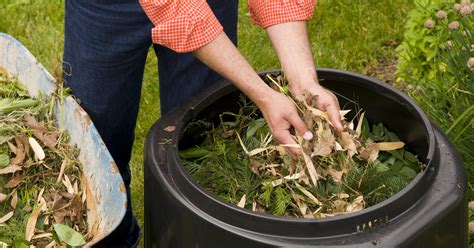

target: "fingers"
[325,102,343,131]
[273,129,300,157]
[287,111,313,140]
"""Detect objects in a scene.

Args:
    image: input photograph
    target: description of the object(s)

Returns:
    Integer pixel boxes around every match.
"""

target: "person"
[63,0,343,247]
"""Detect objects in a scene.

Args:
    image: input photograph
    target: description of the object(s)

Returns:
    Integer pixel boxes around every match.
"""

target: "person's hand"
[289,81,344,131]
[256,90,314,155]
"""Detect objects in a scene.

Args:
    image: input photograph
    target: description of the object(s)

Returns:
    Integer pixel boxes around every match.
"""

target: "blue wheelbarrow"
[0,33,126,246]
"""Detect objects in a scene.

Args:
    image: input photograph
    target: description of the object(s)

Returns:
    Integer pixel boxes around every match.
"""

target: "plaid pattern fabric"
[139,0,316,53]
[248,0,317,28]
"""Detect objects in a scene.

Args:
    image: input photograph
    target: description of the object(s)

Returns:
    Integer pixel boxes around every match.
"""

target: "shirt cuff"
[248,0,317,28]
[145,0,223,53]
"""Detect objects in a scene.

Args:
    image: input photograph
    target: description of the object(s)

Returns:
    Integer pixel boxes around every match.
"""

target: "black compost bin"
[144,69,467,248]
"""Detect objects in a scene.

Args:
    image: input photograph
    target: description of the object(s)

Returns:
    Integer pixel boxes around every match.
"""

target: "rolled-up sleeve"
[248,0,317,28]
[139,0,223,53]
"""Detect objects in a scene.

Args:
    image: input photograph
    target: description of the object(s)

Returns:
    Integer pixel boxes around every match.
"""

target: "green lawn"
[0,0,415,246]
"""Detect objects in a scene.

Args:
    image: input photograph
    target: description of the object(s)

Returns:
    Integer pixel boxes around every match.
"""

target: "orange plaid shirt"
[139,0,316,53]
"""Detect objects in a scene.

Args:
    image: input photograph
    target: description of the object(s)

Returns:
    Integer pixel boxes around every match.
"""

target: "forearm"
[266,21,318,87]
[193,32,274,108]
[266,21,343,130]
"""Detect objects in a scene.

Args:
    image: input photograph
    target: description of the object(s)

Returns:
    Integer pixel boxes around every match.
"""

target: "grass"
[0,0,415,246]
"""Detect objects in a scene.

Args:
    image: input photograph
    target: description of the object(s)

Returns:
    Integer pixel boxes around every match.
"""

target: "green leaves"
[0,154,9,168]
[246,118,266,139]
[0,98,39,114]
[53,224,86,247]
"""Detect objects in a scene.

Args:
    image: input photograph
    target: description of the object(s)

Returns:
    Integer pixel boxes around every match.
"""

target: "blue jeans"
[63,0,238,247]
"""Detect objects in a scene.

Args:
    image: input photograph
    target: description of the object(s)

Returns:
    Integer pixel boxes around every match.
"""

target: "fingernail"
[303,131,313,140]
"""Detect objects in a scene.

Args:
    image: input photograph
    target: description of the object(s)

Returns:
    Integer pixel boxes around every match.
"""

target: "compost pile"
[0,72,88,247]
[181,74,424,218]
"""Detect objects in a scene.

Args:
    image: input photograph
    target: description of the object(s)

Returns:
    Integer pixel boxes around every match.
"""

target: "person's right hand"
[256,90,314,154]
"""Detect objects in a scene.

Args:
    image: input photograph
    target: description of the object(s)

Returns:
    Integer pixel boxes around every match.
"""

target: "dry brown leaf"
[355,112,365,137]
[237,194,246,208]
[53,210,67,224]
[24,115,47,139]
[45,240,56,248]
[468,201,474,211]
[0,211,14,224]
[69,195,84,223]
[26,202,44,241]
[163,125,176,132]
[0,193,7,203]
[73,180,79,195]
[7,141,17,154]
[337,193,350,199]
[376,141,405,151]
[346,195,365,213]
[56,160,67,183]
[10,190,17,209]
[10,136,26,165]
[268,178,283,187]
[250,160,261,176]
[24,115,46,131]
[0,165,22,174]
[39,197,48,212]
[300,137,319,186]
[5,175,24,188]
[327,168,344,183]
[37,187,45,204]
[311,128,335,157]
[62,174,75,195]
[52,192,67,211]
[275,146,287,157]
[359,143,380,163]
[338,132,358,157]
[43,132,59,151]
[335,142,343,151]
[31,233,52,240]
[333,199,348,213]
[23,205,33,213]
[291,193,312,218]
[25,115,59,151]
[295,182,322,206]
[469,222,474,234]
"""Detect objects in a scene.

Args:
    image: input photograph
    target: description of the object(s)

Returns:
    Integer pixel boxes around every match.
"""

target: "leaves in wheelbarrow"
[53,224,86,246]
[0,72,90,245]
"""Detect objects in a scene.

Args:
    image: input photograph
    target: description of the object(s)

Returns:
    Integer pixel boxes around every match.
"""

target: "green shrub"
[396,1,473,243]
[397,0,473,175]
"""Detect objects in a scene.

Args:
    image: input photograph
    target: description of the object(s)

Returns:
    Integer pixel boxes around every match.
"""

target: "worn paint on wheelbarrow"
[0,33,126,246]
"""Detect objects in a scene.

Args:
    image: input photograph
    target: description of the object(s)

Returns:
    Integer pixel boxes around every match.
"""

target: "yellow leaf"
[295,182,322,206]
[26,203,44,241]
[0,211,13,224]
[0,165,22,174]
[0,193,7,203]
[10,190,17,209]
[237,195,246,208]
[376,141,405,151]
[28,137,45,160]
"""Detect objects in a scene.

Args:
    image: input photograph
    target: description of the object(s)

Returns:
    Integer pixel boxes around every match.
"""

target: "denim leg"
[155,0,239,115]
[63,0,150,246]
